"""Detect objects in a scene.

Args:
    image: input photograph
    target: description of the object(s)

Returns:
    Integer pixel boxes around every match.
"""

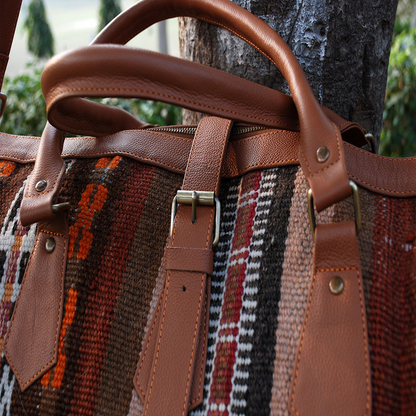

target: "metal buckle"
[0,93,7,118]
[308,180,361,238]
[170,190,221,247]
[365,133,376,154]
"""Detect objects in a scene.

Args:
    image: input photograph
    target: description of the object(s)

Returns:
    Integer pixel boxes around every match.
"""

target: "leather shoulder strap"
[0,0,23,115]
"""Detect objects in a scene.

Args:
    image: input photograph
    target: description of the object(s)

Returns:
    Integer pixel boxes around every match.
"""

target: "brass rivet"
[316,146,330,163]
[45,238,56,254]
[35,180,47,192]
[329,276,344,295]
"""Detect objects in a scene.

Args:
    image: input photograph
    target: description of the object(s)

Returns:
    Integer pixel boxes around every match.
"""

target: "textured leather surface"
[135,117,232,415]
[290,221,371,416]
[19,124,66,226]
[43,47,299,136]
[165,247,214,274]
[38,0,351,212]
[3,213,69,391]
[3,130,415,199]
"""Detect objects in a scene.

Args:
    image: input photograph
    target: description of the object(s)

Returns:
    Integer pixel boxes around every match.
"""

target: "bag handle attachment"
[20,0,352,229]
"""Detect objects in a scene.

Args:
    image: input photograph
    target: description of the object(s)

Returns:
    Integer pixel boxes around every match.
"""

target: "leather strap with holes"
[290,221,371,416]
[134,117,233,415]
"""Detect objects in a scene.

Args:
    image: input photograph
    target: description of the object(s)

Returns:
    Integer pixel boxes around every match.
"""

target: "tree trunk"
[158,21,168,55]
[179,0,398,150]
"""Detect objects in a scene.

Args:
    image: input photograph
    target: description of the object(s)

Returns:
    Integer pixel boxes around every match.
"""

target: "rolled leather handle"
[21,0,351,227]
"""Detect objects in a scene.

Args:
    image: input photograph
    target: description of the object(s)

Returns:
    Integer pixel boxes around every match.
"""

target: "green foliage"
[0,68,181,138]
[98,0,122,31]
[380,28,416,157]
[24,0,54,59]
[0,67,46,137]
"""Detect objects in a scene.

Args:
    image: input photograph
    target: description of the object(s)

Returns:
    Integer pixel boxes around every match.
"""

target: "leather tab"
[290,221,371,416]
[3,213,69,391]
[165,247,213,274]
[134,117,232,415]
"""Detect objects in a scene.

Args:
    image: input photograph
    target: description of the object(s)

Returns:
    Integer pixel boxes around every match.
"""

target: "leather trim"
[165,247,214,274]
[2,130,415,198]
[290,221,371,416]
[3,213,69,391]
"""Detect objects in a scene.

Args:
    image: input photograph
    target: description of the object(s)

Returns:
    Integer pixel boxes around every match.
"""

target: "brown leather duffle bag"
[0,0,415,415]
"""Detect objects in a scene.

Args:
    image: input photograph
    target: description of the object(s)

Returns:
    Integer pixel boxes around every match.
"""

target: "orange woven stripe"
[52,288,78,388]
[0,161,15,177]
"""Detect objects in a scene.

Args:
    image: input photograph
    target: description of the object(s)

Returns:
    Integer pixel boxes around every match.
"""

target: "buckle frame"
[308,180,361,238]
[170,190,221,247]
[0,93,6,118]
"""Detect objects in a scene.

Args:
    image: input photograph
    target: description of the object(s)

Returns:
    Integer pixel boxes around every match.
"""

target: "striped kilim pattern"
[0,156,415,415]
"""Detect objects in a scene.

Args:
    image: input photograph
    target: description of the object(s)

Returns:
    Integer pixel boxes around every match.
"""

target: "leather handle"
[20,0,352,227]
[42,0,350,211]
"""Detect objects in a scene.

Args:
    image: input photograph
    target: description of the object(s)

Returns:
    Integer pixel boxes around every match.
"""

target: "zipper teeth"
[148,126,266,135]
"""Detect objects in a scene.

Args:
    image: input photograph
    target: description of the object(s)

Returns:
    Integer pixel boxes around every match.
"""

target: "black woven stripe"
[243,166,298,416]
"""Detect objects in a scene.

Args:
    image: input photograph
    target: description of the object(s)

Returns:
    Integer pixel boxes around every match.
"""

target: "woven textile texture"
[0,157,415,416]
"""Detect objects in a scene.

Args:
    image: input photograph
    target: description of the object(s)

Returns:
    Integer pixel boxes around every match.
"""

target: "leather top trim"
[0,130,415,198]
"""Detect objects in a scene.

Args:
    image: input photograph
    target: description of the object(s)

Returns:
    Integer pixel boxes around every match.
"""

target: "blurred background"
[1,0,415,157]
[6,0,179,77]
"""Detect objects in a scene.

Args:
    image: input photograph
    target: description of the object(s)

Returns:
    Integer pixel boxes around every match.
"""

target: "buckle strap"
[134,117,233,415]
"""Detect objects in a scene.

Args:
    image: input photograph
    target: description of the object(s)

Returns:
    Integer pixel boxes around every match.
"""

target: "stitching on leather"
[0,133,39,140]
[290,267,371,416]
[189,290,208,407]
[357,269,372,416]
[183,120,203,188]
[25,163,65,198]
[182,275,205,416]
[348,172,416,195]
[49,87,289,127]
[345,141,416,161]
[144,271,171,416]
[135,287,164,396]
[37,229,65,237]
[214,120,232,190]
[4,231,66,388]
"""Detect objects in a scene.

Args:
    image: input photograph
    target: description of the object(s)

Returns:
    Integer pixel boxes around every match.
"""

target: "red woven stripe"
[369,196,416,416]
[209,172,261,412]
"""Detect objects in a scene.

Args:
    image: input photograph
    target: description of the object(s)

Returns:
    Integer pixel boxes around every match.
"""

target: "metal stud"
[35,180,47,192]
[316,146,330,163]
[45,238,56,254]
[329,276,344,295]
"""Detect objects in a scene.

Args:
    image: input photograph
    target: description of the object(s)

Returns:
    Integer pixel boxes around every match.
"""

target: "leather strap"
[0,0,23,116]
[134,117,232,415]
[36,0,351,216]
[0,0,22,88]
[290,221,371,416]
[3,212,69,390]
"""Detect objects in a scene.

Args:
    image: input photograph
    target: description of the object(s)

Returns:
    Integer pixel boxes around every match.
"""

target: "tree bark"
[179,0,398,149]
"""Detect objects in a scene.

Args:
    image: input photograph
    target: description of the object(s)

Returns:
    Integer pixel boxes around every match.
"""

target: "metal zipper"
[147,125,266,136]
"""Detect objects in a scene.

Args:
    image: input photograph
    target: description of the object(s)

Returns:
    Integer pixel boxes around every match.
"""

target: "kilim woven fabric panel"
[0,158,415,416]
